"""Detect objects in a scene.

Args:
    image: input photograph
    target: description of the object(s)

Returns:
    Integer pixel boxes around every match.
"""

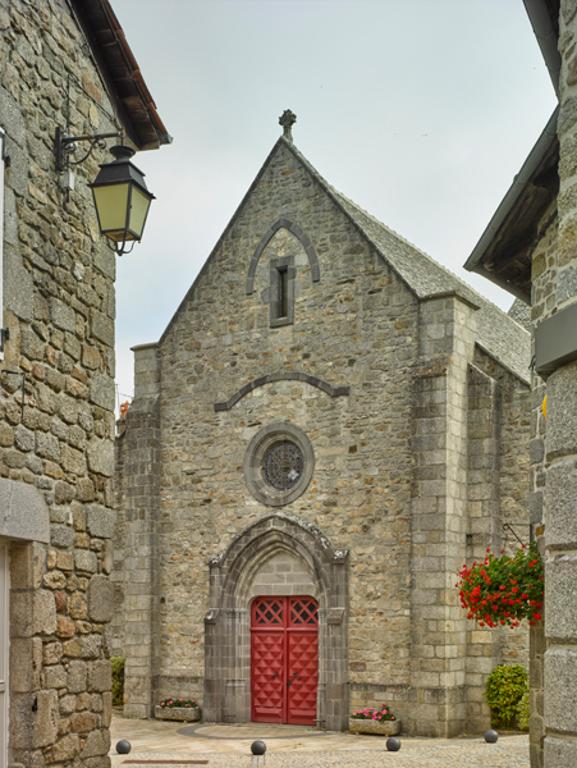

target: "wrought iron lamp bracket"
[107,238,136,258]
[54,127,122,173]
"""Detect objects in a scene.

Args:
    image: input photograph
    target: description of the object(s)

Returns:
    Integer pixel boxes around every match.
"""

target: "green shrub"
[485,664,528,729]
[111,656,125,707]
[516,690,530,731]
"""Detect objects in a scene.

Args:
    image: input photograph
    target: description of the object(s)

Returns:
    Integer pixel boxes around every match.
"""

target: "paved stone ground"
[110,715,529,767]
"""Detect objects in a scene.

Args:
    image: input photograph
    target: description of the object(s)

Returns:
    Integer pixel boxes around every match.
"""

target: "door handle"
[287,673,300,688]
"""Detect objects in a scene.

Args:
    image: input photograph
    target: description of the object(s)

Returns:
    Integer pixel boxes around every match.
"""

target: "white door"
[0,543,8,768]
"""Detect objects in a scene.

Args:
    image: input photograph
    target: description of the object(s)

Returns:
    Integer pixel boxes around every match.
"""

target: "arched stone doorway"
[203,513,349,730]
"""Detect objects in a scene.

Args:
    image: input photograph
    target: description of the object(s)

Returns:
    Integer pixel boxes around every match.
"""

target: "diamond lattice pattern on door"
[251,596,319,725]
[251,632,284,714]
[287,631,318,721]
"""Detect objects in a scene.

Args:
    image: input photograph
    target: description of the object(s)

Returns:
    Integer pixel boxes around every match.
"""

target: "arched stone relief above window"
[245,218,320,296]
[213,371,350,412]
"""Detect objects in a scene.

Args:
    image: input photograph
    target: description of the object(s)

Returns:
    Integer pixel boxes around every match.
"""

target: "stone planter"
[154,705,201,722]
[349,718,400,736]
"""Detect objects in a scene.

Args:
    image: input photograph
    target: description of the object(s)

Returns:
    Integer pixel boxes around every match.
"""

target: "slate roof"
[287,141,531,384]
[508,299,532,332]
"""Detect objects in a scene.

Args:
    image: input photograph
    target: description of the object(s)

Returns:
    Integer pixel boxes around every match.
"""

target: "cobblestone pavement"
[110,715,529,767]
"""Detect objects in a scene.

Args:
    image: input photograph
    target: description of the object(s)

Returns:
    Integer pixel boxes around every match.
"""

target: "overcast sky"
[111,0,556,405]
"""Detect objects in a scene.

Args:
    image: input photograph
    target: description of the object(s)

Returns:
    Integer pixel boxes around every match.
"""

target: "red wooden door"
[251,596,318,725]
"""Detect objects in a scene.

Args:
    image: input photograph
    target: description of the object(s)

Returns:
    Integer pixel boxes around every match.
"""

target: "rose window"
[244,422,314,507]
[262,440,304,491]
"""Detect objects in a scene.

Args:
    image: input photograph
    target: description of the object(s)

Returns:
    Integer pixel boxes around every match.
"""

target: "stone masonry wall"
[244,550,317,602]
[112,345,160,718]
[465,362,502,731]
[1,2,120,766]
[472,347,532,554]
[542,3,577,764]
[529,206,556,768]
[409,293,479,736]
[464,348,531,731]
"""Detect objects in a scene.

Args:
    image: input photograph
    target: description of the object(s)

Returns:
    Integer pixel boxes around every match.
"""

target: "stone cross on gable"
[279,109,297,142]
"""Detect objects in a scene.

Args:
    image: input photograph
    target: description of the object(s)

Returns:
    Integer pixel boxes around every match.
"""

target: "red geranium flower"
[456,545,544,629]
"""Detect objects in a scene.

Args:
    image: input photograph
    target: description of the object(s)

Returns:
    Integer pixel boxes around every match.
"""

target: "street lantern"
[89,145,155,255]
[54,128,157,256]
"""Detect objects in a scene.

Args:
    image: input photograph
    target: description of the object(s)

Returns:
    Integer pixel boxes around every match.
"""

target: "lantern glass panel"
[92,183,130,241]
[128,186,152,240]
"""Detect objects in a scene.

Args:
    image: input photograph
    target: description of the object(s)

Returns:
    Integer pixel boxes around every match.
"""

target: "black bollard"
[251,740,267,755]
[484,729,499,743]
[116,739,132,754]
[386,736,401,751]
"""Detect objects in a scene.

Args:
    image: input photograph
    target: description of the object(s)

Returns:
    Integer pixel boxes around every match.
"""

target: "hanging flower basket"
[457,545,544,628]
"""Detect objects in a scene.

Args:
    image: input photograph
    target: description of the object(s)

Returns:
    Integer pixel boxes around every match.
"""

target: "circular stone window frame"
[244,422,314,507]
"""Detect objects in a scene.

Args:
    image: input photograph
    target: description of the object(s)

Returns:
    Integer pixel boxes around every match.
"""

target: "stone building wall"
[542,3,577,764]
[463,347,532,731]
[409,293,477,736]
[112,344,160,718]
[115,136,533,736]
[528,206,556,768]
[0,3,121,767]
[472,347,532,548]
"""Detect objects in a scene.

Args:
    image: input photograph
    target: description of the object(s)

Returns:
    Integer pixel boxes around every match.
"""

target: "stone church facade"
[114,118,532,736]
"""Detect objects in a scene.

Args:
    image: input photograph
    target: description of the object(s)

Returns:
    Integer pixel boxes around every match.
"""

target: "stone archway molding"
[214,371,350,412]
[204,512,349,730]
[245,218,320,295]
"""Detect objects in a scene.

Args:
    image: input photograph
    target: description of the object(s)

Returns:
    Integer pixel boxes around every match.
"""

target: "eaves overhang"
[464,108,559,302]
[523,0,561,95]
[70,0,171,150]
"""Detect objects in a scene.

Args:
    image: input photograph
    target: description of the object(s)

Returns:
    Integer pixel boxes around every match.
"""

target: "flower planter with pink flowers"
[349,718,400,736]
[155,698,201,722]
[349,704,400,736]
